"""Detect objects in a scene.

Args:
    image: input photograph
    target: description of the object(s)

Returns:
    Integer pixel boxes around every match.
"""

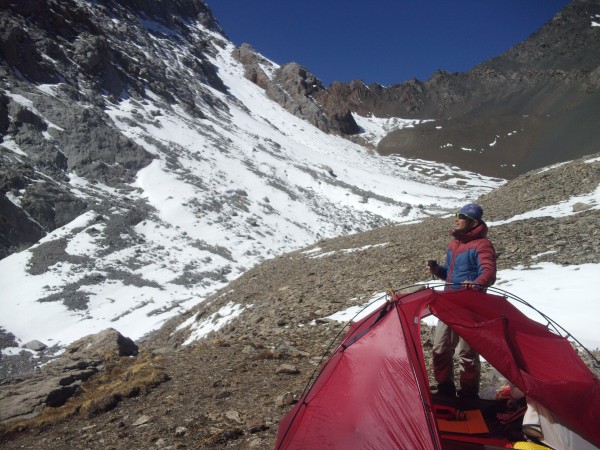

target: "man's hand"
[462,280,475,289]
[427,260,438,276]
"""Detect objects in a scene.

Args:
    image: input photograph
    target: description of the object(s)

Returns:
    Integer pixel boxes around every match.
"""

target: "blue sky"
[206,0,570,87]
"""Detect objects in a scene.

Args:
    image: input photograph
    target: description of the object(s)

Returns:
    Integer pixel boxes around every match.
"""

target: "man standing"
[428,203,496,399]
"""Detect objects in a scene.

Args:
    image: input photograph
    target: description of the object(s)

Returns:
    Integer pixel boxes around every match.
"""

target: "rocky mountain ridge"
[2,0,599,260]
[235,0,600,178]
[1,152,598,449]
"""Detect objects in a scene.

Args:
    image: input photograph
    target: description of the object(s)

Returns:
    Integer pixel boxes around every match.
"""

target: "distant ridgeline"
[236,1,600,179]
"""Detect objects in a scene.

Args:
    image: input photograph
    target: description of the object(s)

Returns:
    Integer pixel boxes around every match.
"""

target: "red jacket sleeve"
[473,239,497,288]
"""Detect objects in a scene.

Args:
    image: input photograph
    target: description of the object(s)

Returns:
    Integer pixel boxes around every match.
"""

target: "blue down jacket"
[437,222,496,289]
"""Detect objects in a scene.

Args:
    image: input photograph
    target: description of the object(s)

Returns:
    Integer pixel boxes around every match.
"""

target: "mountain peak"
[117,0,224,34]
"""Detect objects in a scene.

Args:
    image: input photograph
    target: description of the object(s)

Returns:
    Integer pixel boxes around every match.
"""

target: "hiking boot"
[432,382,456,397]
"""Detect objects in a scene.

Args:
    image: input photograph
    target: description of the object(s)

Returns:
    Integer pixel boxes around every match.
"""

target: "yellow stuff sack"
[513,441,552,450]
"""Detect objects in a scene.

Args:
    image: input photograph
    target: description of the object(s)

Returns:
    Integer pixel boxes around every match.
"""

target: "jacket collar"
[451,221,488,242]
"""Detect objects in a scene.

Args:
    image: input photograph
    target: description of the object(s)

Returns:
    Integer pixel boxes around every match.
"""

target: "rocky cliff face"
[0,0,228,258]
[4,0,500,356]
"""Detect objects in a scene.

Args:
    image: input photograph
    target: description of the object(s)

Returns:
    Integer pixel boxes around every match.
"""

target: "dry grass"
[0,354,169,440]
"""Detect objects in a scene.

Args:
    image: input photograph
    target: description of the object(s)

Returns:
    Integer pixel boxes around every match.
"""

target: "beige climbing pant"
[432,320,481,396]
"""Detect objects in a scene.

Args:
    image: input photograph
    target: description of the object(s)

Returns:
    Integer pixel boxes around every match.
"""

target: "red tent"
[275,287,600,449]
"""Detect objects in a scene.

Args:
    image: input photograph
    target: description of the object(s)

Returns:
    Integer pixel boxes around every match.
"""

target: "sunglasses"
[455,213,476,220]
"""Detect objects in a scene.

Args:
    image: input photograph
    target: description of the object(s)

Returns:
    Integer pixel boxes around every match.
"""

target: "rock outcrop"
[233,45,360,135]
[0,329,139,424]
[353,1,600,178]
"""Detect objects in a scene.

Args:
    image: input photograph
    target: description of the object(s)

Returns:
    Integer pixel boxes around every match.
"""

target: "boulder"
[23,340,47,351]
[59,328,139,362]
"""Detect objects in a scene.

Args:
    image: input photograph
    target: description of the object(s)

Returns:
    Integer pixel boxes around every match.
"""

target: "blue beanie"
[459,203,483,221]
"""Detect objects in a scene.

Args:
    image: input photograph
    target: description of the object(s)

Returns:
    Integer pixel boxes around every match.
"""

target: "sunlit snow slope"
[0,19,502,352]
